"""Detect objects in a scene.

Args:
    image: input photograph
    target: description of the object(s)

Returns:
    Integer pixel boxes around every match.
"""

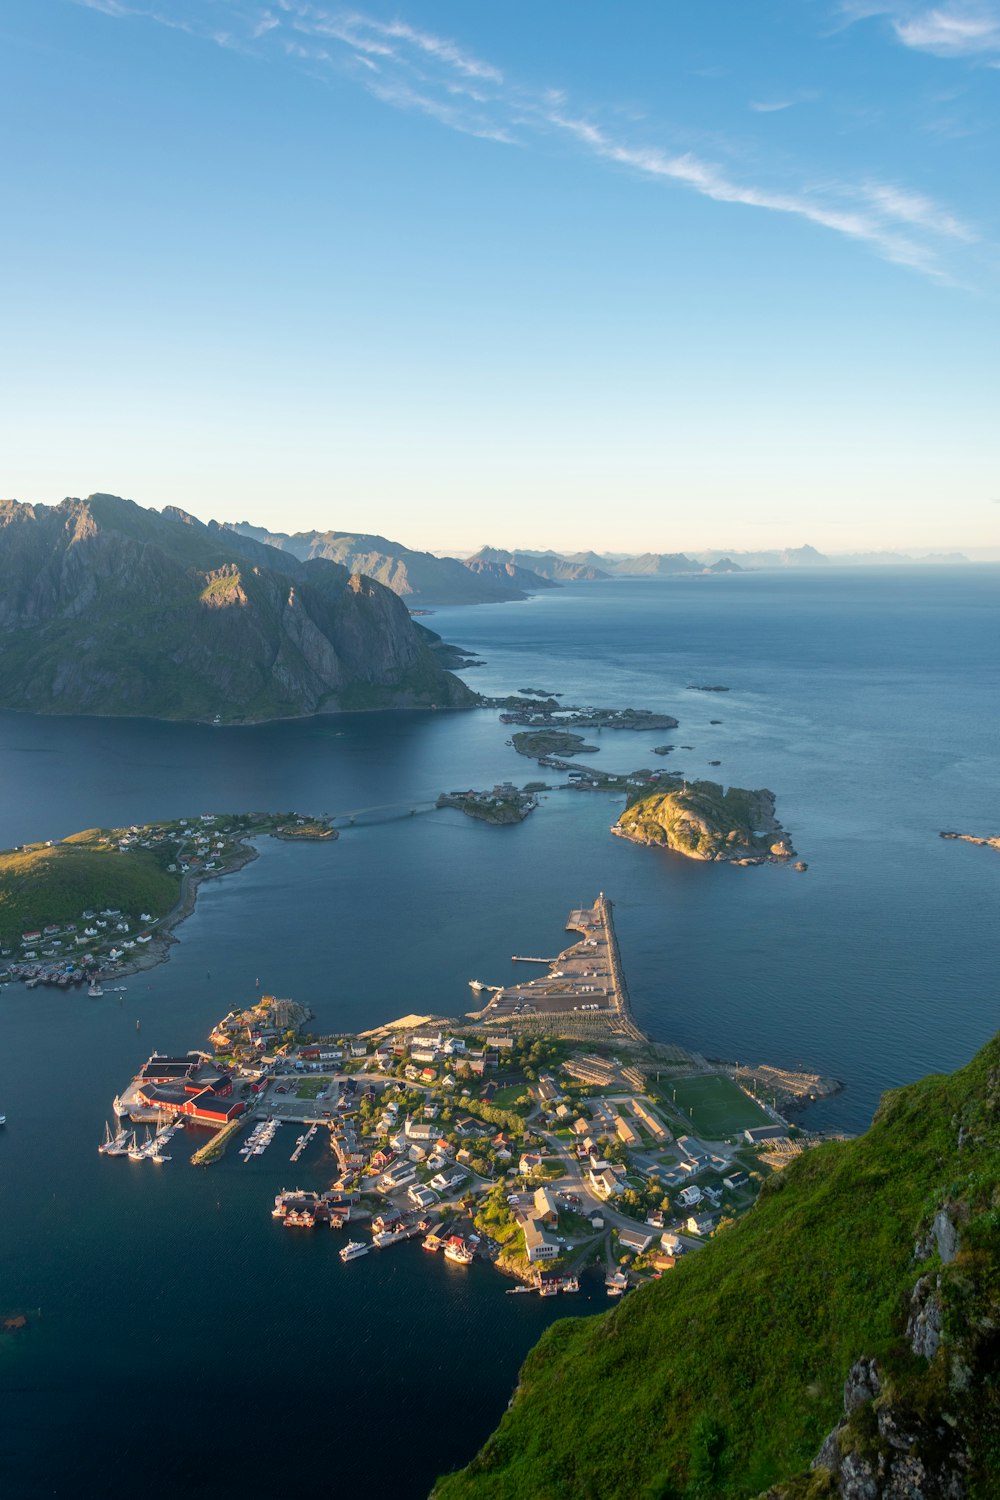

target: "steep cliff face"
[435,1034,1000,1500]
[0,496,475,720]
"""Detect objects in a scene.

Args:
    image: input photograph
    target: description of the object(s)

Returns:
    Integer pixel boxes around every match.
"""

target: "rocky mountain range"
[227,523,554,606]
[468,546,745,578]
[0,496,474,721]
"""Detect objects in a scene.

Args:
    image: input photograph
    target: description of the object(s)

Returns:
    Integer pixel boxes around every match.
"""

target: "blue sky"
[2,1,998,553]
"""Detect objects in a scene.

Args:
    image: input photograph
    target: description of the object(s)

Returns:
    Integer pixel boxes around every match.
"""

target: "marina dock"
[290,1123,318,1162]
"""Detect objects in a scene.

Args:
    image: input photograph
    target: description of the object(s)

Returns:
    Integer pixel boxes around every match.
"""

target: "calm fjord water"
[0,568,997,1496]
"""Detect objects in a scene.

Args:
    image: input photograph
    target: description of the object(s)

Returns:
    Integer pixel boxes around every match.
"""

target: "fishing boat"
[112,1094,129,1119]
[340,1240,368,1262]
[87,983,104,998]
[443,1236,474,1265]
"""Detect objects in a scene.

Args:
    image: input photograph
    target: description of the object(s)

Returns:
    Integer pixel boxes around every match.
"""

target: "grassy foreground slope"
[435,1036,1000,1499]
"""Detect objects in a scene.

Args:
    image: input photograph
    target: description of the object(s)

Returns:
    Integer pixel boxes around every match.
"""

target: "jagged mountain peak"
[0,496,474,721]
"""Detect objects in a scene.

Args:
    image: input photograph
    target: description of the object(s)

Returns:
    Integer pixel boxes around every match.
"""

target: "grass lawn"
[655,1072,772,1136]
[491,1084,530,1109]
[295,1076,333,1100]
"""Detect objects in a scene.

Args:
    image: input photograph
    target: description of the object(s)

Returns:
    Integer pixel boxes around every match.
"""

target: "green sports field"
[658,1072,772,1136]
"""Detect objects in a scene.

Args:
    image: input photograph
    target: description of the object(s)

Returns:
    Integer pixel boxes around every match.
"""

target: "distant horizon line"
[4,493,999,564]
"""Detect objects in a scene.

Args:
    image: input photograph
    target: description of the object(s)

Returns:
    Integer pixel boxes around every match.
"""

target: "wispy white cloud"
[838,2,1000,57]
[749,99,796,112]
[860,181,976,239]
[252,10,280,38]
[548,114,949,274]
[75,0,139,14]
[895,5,1000,54]
[68,0,983,282]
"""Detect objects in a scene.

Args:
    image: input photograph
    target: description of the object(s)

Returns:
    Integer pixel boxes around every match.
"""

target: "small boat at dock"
[340,1240,368,1262]
[99,1121,130,1156]
[443,1235,474,1265]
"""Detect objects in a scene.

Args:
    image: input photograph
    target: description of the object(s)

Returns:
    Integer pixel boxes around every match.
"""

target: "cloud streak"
[70,0,982,282]
[839,2,1000,58]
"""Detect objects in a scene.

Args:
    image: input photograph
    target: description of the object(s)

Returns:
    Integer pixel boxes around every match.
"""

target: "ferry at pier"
[340,1240,368,1262]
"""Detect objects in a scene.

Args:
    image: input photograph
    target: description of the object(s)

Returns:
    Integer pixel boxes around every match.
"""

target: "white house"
[523,1217,560,1264]
[618,1228,653,1254]
[589,1166,622,1199]
[430,1169,467,1194]
[685,1213,716,1237]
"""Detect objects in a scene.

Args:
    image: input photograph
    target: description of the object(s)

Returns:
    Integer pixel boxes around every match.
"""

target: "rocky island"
[940,831,1000,852]
[501,704,679,731]
[512,730,599,759]
[613,779,796,863]
[437,785,540,824]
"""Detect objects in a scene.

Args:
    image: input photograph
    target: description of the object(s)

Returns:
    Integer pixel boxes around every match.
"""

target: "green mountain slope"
[435,1034,1000,1499]
[0,495,474,721]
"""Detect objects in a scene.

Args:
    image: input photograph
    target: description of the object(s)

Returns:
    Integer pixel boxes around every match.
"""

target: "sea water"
[0,567,996,1494]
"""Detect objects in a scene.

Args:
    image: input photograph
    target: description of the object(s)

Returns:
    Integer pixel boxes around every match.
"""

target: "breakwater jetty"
[473,894,648,1044]
[597,893,645,1043]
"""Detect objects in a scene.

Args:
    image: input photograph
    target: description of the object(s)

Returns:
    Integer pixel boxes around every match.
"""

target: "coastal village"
[0,810,336,990]
[99,898,839,1295]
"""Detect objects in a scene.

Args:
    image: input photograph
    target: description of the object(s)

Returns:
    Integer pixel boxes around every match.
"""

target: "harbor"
[89,899,812,1303]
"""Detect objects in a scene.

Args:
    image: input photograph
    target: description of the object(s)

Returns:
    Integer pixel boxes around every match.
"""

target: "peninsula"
[105,897,833,1311]
[0,811,336,988]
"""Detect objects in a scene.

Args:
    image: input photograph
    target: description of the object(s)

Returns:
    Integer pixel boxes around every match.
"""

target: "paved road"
[537,1127,706,1253]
